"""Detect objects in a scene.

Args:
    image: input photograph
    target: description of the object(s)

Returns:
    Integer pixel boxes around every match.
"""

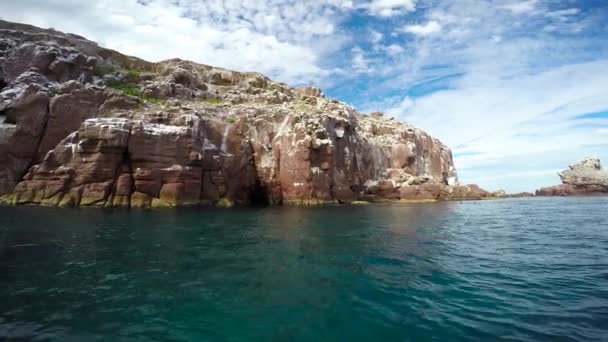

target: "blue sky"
[1,0,607,192]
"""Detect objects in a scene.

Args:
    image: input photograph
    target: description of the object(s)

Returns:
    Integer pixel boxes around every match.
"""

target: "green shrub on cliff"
[125,69,141,83]
[225,116,236,124]
[106,79,161,104]
[107,79,144,98]
[93,64,116,77]
[48,87,64,96]
[199,97,222,105]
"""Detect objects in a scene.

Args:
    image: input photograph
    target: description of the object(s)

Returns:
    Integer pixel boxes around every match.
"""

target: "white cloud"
[547,8,579,18]
[351,47,373,73]
[385,97,414,116]
[400,21,442,36]
[370,30,384,43]
[546,8,580,21]
[384,44,405,56]
[502,0,539,15]
[365,0,416,17]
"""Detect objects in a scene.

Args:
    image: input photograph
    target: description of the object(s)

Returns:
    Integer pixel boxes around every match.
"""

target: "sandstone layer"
[0,20,492,208]
[536,158,608,196]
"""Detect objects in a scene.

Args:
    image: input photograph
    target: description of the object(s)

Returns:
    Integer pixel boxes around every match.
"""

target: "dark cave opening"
[249,182,270,206]
[0,78,6,91]
[0,109,12,125]
[0,106,16,125]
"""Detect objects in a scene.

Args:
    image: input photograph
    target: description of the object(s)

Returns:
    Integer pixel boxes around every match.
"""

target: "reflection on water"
[1,198,607,341]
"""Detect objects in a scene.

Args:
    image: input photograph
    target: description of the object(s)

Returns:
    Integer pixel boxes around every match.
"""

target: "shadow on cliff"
[249,181,271,207]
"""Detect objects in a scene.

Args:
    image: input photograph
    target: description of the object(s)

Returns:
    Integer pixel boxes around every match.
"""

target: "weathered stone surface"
[81,181,113,207]
[536,158,608,196]
[0,26,95,85]
[0,20,142,197]
[0,81,50,194]
[536,184,579,196]
[36,82,106,161]
[127,114,205,207]
[0,20,494,207]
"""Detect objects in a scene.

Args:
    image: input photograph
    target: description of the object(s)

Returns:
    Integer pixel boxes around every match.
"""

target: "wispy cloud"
[400,21,442,36]
[364,0,417,17]
[351,46,374,73]
[370,30,384,43]
[502,0,539,15]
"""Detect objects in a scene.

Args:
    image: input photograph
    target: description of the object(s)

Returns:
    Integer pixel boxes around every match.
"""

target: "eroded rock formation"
[536,158,608,196]
[0,20,491,208]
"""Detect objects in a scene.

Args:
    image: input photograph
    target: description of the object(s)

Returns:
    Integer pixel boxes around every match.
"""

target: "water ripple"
[0,197,607,341]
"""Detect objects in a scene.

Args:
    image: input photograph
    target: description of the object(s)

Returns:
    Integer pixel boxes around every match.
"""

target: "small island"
[536,158,608,196]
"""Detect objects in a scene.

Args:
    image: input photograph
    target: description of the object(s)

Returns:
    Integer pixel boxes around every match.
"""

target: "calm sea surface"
[0,198,607,341]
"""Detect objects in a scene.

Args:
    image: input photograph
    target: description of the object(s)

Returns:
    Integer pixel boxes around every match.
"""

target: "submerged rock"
[536,158,608,196]
[0,20,493,207]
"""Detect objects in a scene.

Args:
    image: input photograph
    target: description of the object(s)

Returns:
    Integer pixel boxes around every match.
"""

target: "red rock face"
[9,118,130,206]
[0,83,50,195]
[0,19,493,207]
[36,83,107,162]
[129,115,205,207]
[2,105,491,207]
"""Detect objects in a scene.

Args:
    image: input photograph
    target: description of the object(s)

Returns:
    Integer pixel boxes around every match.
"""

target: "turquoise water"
[1,198,607,341]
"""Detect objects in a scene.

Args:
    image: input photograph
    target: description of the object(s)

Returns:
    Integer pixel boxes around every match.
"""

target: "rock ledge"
[536,158,608,196]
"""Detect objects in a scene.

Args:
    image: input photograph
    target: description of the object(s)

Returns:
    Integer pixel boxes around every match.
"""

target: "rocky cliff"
[0,20,490,208]
[536,158,608,196]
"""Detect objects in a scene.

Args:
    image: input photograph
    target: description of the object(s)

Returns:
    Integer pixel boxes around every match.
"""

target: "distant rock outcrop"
[0,20,493,208]
[536,158,608,196]
[506,192,535,198]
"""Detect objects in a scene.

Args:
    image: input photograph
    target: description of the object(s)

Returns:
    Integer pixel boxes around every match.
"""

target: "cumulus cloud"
[384,44,405,56]
[365,0,417,17]
[400,21,442,36]
[502,0,539,15]
[351,46,374,73]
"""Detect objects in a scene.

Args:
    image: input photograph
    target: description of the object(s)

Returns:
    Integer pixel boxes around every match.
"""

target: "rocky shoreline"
[535,158,608,197]
[0,20,508,208]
